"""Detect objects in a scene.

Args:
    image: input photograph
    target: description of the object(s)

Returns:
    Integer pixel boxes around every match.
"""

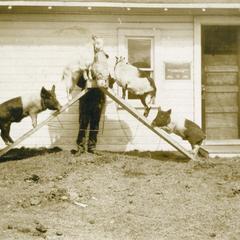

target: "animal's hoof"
[144,107,151,118]
[144,111,149,118]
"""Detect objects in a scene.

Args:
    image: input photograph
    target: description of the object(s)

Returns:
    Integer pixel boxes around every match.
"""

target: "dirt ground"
[0,148,240,240]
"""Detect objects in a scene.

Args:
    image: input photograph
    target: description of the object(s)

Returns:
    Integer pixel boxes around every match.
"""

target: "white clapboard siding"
[0,14,194,152]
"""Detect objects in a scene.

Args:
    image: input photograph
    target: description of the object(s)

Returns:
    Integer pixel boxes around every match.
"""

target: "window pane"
[128,39,151,68]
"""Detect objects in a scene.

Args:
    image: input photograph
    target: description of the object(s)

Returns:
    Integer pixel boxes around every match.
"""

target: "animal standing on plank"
[113,56,157,117]
[151,107,206,157]
[0,85,61,146]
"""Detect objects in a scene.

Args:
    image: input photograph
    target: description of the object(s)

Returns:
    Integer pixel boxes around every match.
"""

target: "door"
[202,26,240,140]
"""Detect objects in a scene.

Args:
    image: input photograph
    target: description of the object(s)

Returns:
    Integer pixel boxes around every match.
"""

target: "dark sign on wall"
[165,62,191,80]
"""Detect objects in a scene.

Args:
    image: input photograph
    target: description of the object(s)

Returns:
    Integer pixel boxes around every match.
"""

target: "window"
[128,38,152,68]
[118,28,157,104]
[127,37,154,99]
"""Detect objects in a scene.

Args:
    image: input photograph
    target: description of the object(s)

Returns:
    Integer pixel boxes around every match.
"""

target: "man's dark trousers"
[76,88,105,152]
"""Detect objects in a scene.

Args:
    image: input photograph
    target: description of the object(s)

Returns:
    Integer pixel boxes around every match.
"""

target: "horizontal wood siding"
[0,14,193,152]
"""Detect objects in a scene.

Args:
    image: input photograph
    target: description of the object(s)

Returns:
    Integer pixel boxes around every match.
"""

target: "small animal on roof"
[112,56,157,117]
[0,85,61,146]
[151,107,206,157]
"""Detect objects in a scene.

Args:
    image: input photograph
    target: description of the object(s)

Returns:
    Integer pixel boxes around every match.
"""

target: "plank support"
[102,88,196,161]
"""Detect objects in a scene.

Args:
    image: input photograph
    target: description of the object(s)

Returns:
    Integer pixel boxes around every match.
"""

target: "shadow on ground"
[0,147,62,163]
[0,147,188,164]
[114,150,189,163]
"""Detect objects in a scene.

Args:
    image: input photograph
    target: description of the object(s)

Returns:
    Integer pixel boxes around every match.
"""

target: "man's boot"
[87,139,97,155]
[71,144,85,155]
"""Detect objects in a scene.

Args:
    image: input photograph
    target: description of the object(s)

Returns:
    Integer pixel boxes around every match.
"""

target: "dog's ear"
[51,85,56,93]
[41,87,49,98]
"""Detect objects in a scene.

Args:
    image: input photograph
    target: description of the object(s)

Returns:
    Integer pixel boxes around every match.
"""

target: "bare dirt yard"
[0,148,240,240]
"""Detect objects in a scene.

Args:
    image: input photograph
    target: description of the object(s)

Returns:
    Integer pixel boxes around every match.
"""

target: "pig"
[0,85,61,145]
[151,107,206,156]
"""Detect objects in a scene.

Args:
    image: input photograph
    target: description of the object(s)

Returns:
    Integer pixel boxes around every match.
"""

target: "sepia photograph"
[0,0,240,239]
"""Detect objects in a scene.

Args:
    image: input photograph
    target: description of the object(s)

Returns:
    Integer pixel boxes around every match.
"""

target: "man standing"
[71,35,109,155]
[71,73,105,155]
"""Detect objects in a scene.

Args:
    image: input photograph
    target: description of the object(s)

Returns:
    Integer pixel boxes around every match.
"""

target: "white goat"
[61,61,89,100]
[113,56,157,117]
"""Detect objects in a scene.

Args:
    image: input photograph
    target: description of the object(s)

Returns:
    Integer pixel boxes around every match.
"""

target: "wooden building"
[0,1,239,154]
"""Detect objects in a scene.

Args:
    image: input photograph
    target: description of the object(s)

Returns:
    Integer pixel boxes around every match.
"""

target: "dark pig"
[0,85,61,145]
[151,107,206,156]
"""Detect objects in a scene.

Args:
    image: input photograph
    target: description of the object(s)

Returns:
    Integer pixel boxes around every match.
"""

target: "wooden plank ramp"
[0,89,88,158]
[102,88,195,161]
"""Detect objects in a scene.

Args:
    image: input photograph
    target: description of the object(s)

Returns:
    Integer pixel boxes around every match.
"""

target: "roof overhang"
[0,1,240,8]
[0,1,240,15]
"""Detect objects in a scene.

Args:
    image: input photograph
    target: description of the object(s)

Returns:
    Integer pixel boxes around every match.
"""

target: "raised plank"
[205,65,238,73]
[206,85,238,93]
[205,54,238,66]
[206,128,238,140]
[205,92,238,113]
[206,72,238,86]
[205,107,238,113]
[205,113,238,128]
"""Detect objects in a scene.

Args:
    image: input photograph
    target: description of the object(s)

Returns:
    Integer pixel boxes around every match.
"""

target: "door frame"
[193,16,240,144]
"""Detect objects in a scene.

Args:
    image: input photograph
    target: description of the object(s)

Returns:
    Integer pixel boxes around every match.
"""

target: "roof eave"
[1,1,240,9]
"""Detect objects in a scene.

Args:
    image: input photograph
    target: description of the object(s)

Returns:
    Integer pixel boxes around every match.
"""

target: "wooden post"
[0,89,88,158]
[102,88,196,161]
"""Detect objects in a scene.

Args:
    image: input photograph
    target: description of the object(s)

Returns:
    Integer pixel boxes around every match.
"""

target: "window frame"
[127,37,154,100]
[118,28,157,106]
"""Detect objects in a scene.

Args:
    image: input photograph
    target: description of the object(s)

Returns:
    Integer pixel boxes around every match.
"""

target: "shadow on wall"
[47,99,133,152]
